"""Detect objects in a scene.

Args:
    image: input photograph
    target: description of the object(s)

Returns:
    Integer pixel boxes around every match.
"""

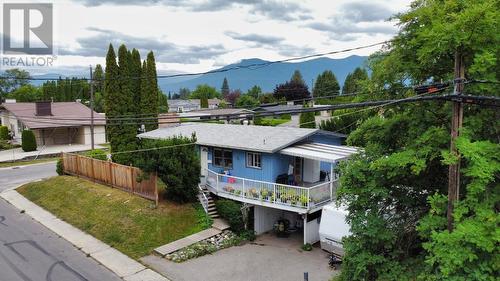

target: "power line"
[11,94,499,127]
[0,41,390,82]
[109,142,195,156]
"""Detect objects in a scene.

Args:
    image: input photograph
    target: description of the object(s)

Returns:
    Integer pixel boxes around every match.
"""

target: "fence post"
[154,171,159,206]
[90,157,95,182]
[61,152,65,174]
[108,161,113,187]
[129,165,135,194]
[74,154,80,177]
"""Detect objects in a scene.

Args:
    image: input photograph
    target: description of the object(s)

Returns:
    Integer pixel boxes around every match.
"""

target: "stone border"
[0,189,169,281]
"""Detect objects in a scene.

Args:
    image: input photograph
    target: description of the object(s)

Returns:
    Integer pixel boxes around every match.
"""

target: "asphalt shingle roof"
[1,102,105,129]
[137,123,319,153]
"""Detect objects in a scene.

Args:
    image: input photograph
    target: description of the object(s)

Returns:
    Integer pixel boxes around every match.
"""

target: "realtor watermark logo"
[1,3,56,67]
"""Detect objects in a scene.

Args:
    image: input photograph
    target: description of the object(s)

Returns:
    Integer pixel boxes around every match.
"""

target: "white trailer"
[318,203,350,255]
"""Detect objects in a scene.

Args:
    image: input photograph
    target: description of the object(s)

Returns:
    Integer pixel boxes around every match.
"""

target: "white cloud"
[4,0,411,75]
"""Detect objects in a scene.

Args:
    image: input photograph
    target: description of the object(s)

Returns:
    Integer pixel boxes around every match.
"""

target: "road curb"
[0,189,170,281]
[0,160,58,170]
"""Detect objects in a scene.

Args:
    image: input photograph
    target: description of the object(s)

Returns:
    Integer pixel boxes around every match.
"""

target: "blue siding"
[307,134,343,146]
[205,146,293,183]
[202,131,344,183]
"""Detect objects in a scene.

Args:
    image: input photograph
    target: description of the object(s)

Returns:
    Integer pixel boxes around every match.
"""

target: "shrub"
[21,130,37,152]
[84,149,107,160]
[56,158,64,175]
[280,113,292,120]
[302,243,312,251]
[0,140,19,150]
[0,126,9,140]
[299,106,316,129]
[215,199,244,233]
[240,229,256,241]
[134,135,200,203]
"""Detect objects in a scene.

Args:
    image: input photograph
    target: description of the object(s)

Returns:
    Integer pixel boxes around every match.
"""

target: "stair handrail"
[198,184,209,213]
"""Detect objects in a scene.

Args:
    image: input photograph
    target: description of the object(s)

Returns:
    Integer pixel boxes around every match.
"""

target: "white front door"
[200,146,208,176]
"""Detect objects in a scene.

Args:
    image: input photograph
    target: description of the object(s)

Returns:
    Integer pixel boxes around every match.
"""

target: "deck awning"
[279,142,359,163]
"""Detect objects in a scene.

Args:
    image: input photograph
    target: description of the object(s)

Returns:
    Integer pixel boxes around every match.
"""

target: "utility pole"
[311,78,314,106]
[89,66,95,150]
[447,50,464,232]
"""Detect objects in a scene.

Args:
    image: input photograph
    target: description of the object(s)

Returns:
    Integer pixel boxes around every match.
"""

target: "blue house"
[138,123,358,244]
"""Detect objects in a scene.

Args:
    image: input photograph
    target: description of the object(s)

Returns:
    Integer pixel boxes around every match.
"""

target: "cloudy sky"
[3,0,411,75]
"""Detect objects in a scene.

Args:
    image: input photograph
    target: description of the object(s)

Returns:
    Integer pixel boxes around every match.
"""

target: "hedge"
[56,158,64,175]
[84,149,107,160]
[21,130,37,152]
[0,126,8,140]
[215,199,244,233]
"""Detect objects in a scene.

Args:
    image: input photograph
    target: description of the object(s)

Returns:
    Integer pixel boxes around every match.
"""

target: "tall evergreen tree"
[104,44,120,156]
[313,70,340,98]
[130,49,142,117]
[140,51,159,131]
[93,64,104,93]
[109,44,137,164]
[342,67,368,95]
[221,77,229,98]
[291,70,305,85]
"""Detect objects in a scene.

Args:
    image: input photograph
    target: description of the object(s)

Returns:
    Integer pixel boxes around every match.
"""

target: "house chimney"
[35,101,52,116]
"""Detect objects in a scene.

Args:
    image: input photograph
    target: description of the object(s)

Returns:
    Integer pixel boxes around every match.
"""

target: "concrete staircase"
[199,185,219,219]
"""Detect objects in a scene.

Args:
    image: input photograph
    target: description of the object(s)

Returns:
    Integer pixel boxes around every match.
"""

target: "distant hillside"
[159,55,367,93]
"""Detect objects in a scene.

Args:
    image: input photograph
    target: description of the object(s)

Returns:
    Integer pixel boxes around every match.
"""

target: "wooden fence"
[62,153,158,205]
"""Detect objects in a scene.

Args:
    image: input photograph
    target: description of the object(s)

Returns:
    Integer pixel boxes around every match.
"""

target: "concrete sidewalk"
[0,189,169,281]
[0,144,106,162]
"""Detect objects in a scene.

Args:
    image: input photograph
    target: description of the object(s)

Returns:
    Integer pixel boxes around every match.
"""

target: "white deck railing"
[205,169,337,210]
[197,184,209,213]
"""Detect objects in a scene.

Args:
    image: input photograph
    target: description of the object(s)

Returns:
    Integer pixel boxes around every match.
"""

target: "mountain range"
[26,55,367,93]
[158,55,367,93]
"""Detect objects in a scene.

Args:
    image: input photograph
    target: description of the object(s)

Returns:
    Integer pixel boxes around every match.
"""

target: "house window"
[246,152,261,169]
[213,148,233,169]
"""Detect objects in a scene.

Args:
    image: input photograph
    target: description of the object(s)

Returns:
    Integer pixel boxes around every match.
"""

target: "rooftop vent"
[35,101,52,116]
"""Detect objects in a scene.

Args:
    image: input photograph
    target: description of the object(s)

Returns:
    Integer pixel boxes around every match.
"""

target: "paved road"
[0,162,58,192]
[0,162,121,281]
[0,199,122,281]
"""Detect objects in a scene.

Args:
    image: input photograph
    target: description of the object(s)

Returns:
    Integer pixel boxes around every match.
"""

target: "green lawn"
[0,157,58,168]
[255,118,290,126]
[17,176,210,259]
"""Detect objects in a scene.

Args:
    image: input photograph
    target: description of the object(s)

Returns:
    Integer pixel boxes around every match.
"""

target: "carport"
[267,142,359,245]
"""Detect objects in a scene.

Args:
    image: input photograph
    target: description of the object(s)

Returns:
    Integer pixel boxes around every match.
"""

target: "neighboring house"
[253,104,331,117]
[138,123,357,245]
[253,104,304,116]
[168,98,221,113]
[158,113,180,128]
[168,100,200,113]
[182,108,254,124]
[0,101,106,146]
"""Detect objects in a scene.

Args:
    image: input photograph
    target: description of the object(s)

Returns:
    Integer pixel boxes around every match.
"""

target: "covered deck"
[205,169,337,214]
[204,142,358,214]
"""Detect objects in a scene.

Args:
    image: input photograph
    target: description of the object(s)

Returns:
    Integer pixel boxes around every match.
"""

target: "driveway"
[142,233,338,281]
[0,162,57,192]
